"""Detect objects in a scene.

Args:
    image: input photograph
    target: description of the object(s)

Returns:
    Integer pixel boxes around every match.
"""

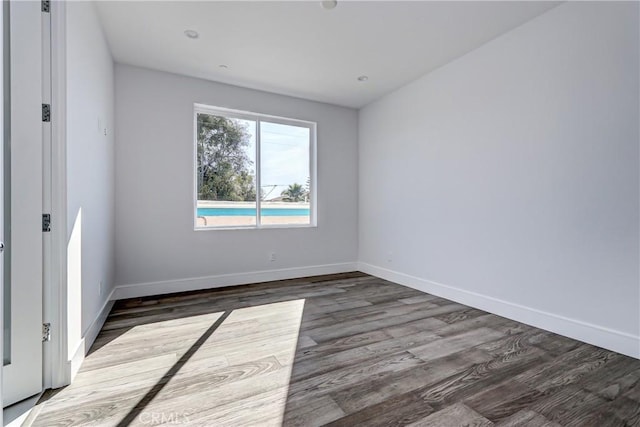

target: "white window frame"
[193,103,317,230]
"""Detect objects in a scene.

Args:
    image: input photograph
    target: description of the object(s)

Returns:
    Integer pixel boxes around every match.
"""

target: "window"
[194,104,316,229]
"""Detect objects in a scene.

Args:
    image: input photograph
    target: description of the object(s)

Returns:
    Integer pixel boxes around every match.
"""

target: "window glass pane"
[260,121,310,225]
[196,113,257,227]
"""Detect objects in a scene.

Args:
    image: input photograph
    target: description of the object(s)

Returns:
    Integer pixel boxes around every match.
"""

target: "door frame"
[44,0,69,390]
[0,0,5,420]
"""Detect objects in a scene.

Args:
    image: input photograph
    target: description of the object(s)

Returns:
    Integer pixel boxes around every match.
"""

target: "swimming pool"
[197,208,310,217]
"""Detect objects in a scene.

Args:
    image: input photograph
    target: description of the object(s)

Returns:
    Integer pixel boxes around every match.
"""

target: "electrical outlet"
[269,252,276,262]
[386,251,393,263]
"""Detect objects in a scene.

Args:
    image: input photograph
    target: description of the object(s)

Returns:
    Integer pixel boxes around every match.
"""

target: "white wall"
[358,2,640,357]
[66,1,115,361]
[114,65,358,297]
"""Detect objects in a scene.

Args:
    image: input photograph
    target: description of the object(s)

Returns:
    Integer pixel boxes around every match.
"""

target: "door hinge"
[42,104,51,122]
[41,0,50,13]
[42,323,51,342]
[42,213,51,232]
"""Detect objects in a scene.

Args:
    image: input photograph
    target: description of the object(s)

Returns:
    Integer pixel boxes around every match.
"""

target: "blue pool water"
[197,207,309,217]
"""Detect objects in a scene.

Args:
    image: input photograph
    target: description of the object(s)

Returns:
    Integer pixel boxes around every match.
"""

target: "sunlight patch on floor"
[134,299,306,425]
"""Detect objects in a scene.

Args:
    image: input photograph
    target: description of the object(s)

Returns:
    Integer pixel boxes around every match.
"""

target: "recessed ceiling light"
[219,64,229,69]
[357,75,369,82]
[321,0,337,10]
[184,29,199,39]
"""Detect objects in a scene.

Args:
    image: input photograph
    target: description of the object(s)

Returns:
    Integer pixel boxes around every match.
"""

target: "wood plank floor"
[30,273,640,426]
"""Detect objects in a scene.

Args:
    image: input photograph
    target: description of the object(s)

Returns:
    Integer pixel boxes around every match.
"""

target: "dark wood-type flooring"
[29,273,640,426]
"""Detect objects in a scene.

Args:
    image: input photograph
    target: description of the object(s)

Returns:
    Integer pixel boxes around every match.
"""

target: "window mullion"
[256,119,261,227]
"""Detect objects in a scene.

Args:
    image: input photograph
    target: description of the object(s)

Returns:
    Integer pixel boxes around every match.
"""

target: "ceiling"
[95,1,560,108]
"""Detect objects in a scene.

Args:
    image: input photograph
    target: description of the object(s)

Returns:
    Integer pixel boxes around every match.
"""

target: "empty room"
[1,0,639,425]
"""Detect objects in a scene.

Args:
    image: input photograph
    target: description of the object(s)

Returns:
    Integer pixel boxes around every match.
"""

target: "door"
[2,0,44,407]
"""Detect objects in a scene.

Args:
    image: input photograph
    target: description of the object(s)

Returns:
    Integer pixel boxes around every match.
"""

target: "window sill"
[193,223,317,231]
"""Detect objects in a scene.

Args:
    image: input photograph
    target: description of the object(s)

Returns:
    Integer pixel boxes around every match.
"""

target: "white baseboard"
[358,262,640,359]
[67,288,116,384]
[113,262,359,300]
[83,288,116,353]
